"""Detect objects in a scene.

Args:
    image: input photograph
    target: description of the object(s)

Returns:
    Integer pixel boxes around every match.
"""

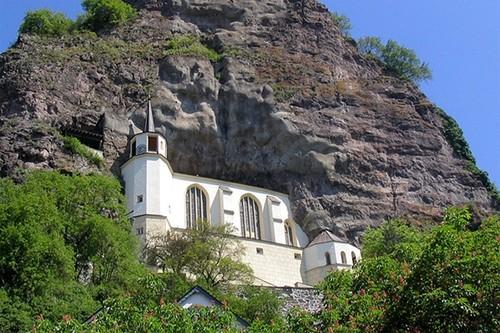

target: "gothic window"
[285,222,294,246]
[239,195,261,240]
[325,252,331,266]
[131,139,137,157]
[185,186,208,229]
[341,251,347,264]
[148,135,158,153]
[351,252,357,265]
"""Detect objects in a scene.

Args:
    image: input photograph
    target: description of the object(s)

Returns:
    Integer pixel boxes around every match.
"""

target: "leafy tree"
[19,9,74,36]
[145,220,253,289]
[223,286,284,324]
[357,36,384,59]
[0,171,145,332]
[331,12,352,36]
[319,207,499,332]
[358,36,432,83]
[80,0,137,32]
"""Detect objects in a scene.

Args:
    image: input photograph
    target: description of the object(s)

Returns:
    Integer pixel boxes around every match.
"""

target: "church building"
[121,102,361,287]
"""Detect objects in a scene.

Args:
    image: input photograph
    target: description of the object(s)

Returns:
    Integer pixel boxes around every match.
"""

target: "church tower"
[121,100,172,243]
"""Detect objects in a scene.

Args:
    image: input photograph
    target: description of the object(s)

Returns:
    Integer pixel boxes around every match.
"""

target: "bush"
[81,0,137,32]
[331,12,352,37]
[164,35,222,62]
[436,108,499,203]
[358,36,432,83]
[63,136,105,168]
[19,9,74,36]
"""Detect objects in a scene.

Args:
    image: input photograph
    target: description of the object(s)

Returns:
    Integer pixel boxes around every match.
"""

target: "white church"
[121,102,361,287]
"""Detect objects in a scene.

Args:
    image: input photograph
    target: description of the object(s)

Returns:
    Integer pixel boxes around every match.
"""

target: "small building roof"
[307,230,345,247]
[177,286,249,328]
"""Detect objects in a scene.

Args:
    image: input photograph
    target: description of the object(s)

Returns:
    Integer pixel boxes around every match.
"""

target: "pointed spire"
[144,97,155,132]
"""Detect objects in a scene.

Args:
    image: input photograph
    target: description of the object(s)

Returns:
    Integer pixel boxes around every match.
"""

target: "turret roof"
[144,99,155,132]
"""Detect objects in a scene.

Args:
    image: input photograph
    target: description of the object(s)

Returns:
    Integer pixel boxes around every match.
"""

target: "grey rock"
[0,0,496,243]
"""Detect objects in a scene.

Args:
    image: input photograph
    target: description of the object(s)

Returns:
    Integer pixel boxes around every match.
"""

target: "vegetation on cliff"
[357,36,432,83]
[18,0,136,37]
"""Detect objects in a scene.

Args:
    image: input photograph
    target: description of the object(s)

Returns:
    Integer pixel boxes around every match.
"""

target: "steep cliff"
[0,0,496,242]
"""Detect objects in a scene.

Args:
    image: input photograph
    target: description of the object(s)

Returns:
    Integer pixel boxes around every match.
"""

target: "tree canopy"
[0,171,145,332]
[145,220,254,289]
[331,12,352,37]
[358,36,432,83]
[19,9,74,36]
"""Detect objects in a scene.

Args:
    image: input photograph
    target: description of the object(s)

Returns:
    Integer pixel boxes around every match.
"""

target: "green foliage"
[319,207,500,332]
[331,12,352,37]
[362,219,425,262]
[164,35,222,62]
[437,108,499,203]
[19,9,74,37]
[145,220,253,289]
[0,171,145,332]
[63,136,105,168]
[81,0,137,32]
[358,36,432,83]
[223,286,284,324]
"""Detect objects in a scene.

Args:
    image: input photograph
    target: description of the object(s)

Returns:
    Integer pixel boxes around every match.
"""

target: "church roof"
[307,230,345,247]
[144,100,155,132]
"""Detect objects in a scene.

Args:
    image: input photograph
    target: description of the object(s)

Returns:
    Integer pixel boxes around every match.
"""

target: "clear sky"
[1,0,498,186]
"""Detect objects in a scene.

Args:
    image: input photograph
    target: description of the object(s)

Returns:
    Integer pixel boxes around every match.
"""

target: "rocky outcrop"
[0,0,495,242]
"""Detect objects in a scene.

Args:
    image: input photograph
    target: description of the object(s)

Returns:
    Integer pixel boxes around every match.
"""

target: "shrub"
[331,12,352,37]
[358,36,432,83]
[19,9,74,37]
[81,0,137,32]
[436,108,499,204]
[164,35,221,62]
[63,136,105,168]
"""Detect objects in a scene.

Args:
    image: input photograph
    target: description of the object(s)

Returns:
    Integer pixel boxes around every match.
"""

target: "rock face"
[0,0,496,242]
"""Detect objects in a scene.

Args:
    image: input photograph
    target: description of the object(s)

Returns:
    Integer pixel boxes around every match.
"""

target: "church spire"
[144,98,155,132]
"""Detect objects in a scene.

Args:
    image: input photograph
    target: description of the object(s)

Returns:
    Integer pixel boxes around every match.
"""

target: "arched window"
[239,195,261,240]
[186,186,208,229]
[341,251,347,264]
[325,252,331,266]
[285,222,294,246]
[351,252,357,265]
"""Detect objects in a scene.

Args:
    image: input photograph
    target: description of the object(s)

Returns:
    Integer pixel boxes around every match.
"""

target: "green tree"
[19,9,74,36]
[357,36,432,83]
[223,286,284,324]
[145,220,253,289]
[80,0,137,32]
[319,207,500,332]
[0,171,145,332]
[331,12,352,36]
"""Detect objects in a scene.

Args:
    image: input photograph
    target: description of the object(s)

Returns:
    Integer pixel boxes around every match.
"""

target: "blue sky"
[1,0,498,186]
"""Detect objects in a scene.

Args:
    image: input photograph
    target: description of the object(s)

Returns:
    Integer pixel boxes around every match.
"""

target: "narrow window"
[285,222,294,246]
[294,253,302,260]
[351,252,357,265]
[136,195,143,203]
[131,139,137,157]
[325,252,331,266]
[239,195,261,240]
[148,135,158,153]
[256,248,264,255]
[185,186,208,229]
[341,251,347,264]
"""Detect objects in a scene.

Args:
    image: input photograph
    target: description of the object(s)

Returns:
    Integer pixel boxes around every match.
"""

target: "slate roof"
[307,230,345,247]
[144,100,156,132]
[177,286,249,328]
